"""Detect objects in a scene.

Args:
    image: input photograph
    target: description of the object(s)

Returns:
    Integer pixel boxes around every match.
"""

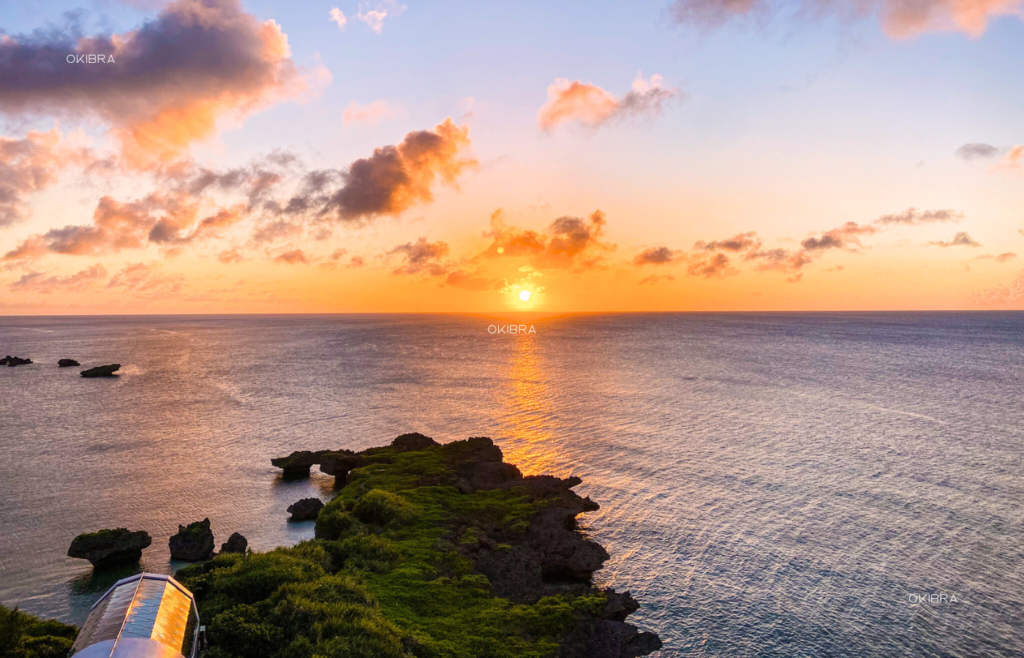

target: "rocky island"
[176,433,662,658]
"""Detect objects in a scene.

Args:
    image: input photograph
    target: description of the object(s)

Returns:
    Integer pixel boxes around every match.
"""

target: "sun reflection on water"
[496,329,565,478]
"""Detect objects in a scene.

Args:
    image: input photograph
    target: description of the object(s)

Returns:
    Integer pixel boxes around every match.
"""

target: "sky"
[0,0,1022,314]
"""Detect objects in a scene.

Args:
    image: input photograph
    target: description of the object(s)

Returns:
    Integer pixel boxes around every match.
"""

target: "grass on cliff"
[0,605,77,658]
[177,443,607,658]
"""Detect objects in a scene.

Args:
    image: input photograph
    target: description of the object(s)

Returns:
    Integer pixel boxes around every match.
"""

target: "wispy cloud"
[955,143,1000,160]
[358,0,406,33]
[329,7,348,30]
[9,264,107,293]
[928,231,980,247]
[537,74,680,131]
[667,0,1024,38]
[342,100,397,127]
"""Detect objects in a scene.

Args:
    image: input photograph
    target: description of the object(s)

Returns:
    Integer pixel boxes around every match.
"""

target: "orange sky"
[0,0,1022,314]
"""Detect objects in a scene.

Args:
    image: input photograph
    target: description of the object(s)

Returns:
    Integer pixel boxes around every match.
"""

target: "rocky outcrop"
[81,364,120,377]
[68,528,152,567]
[287,497,325,520]
[219,532,248,554]
[169,518,215,561]
[275,434,661,656]
[2,356,32,367]
[391,432,439,452]
[271,450,329,479]
[58,359,80,367]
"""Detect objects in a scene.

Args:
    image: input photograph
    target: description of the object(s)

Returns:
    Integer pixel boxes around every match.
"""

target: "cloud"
[0,128,94,227]
[107,262,185,299]
[973,252,1017,263]
[874,208,963,225]
[971,272,1024,305]
[481,209,615,270]
[358,1,406,33]
[342,100,397,127]
[321,119,474,221]
[929,231,980,247]
[687,253,734,278]
[329,7,348,29]
[537,74,679,131]
[0,0,314,167]
[639,274,675,284]
[218,248,247,263]
[444,270,505,291]
[386,237,449,275]
[955,143,1000,160]
[667,0,1024,38]
[990,145,1023,175]
[634,246,684,265]
[800,221,877,251]
[274,249,311,264]
[348,255,366,268]
[694,231,760,251]
[9,264,107,293]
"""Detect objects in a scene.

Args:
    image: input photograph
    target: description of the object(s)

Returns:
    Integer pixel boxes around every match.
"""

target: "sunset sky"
[0,0,1022,313]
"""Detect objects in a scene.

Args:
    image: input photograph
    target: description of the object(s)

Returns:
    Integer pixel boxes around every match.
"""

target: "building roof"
[71,573,199,658]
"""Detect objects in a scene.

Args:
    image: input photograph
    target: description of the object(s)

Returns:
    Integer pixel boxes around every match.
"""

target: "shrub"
[352,490,413,527]
[314,508,354,541]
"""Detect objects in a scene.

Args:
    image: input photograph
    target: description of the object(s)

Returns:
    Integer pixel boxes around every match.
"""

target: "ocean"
[1,313,1021,657]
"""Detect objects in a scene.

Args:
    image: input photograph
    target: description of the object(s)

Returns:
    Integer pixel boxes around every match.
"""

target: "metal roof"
[71,573,200,658]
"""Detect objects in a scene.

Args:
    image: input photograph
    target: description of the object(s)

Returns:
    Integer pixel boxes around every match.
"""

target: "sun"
[518,290,531,302]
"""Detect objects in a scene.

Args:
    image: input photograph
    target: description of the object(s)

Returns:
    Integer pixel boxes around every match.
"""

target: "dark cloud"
[694,231,760,252]
[634,246,683,265]
[801,234,844,251]
[386,237,450,275]
[929,232,980,247]
[322,119,474,222]
[954,143,1000,160]
[666,0,1020,38]
[687,253,734,278]
[8,263,107,293]
[0,0,308,166]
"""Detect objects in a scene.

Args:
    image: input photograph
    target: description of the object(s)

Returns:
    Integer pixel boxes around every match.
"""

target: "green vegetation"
[0,605,77,658]
[177,440,609,658]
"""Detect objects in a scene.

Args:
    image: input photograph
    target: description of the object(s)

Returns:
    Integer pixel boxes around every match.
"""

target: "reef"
[2,355,33,366]
[288,497,325,520]
[80,364,120,378]
[177,434,661,658]
[0,604,78,658]
[67,528,152,568]
[220,532,248,555]
[58,359,80,367]
[169,518,215,562]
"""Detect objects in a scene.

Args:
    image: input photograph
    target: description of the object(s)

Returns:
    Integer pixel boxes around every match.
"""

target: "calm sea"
[1,313,1022,657]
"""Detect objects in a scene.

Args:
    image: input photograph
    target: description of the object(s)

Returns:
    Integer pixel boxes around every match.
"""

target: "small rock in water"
[220,532,248,554]
[169,518,215,561]
[287,497,325,520]
[58,359,80,367]
[81,364,120,378]
[2,355,33,367]
[68,528,152,567]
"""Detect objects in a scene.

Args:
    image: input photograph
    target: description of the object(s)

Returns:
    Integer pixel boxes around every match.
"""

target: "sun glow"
[519,290,531,302]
